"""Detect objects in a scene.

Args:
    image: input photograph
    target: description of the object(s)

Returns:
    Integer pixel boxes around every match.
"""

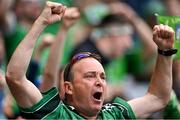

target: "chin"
[112,53,123,59]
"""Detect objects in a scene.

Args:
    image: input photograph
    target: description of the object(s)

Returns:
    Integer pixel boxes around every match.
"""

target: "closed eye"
[84,74,95,78]
[84,72,106,81]
[101,76,106,80]
[84,72,96,78]
[100,73,106,80]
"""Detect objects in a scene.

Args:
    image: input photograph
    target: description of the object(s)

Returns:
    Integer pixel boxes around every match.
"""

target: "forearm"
[41,26,66,92]
[128,54,173,118]
[129,24,174,118]
[6,20,46,81]
[131,16,157,59]
[148,54,172,105]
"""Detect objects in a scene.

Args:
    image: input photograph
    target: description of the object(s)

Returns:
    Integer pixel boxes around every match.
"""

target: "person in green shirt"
[5,1,175,119]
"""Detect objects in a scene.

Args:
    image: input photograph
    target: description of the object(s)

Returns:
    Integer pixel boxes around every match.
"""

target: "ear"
[64,81,73,95]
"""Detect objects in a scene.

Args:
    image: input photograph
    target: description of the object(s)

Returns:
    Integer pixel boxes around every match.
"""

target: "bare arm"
[110,2,157,60]
[128,25,174,118]
[33,33,54,62]
[40,7,80,92]
[130,15,157,60]
[40,27,67,92]
[5,1,66,108]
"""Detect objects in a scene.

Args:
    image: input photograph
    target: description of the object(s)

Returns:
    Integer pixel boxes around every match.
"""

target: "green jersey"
[163,91,180,119]
[20,87,136,119]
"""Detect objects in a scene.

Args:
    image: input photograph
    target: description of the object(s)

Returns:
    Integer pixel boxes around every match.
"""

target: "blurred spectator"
[4,0,42,63]
[13,0,42,29]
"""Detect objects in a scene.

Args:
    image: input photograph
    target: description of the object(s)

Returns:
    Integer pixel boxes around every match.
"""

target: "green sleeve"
[163,91,180,119]
[113,97,136,119]
[20,87,60,119]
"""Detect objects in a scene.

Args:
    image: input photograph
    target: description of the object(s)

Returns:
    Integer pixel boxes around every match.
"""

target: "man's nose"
[95,77,103,87]
[125,38,133,48]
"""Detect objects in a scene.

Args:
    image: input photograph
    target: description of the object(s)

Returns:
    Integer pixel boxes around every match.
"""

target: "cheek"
[103,82,107,90]
[74,80,93,94]
[112,43,124,57]
[73,81,93,102]
[114,38,132,52]
[113,39,123,49]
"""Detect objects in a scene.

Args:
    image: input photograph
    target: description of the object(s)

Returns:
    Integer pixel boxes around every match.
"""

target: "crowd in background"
[0,0,180,119]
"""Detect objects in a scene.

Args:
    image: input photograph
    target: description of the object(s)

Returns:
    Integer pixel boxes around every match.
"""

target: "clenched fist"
[37,1,67,25]
[153,24,174,50]
[62,7,80,29]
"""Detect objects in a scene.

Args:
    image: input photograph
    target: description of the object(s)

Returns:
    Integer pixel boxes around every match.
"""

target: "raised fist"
[153,24,174,50]
[62,7,80,29]
[37,1,66,25]
[109,2,137,23]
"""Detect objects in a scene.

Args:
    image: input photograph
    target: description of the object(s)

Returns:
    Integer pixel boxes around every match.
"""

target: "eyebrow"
[84,71,106,76]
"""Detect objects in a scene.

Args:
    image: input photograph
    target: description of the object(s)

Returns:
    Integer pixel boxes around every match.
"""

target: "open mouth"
[93,92,102,101]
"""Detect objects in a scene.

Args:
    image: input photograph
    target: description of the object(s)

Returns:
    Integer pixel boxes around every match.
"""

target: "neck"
[77,109,97,120]
[78,111,97,120]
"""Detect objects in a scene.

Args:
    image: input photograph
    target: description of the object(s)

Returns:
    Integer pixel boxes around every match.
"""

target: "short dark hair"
[97,14,128,28]
[63,52,101,81]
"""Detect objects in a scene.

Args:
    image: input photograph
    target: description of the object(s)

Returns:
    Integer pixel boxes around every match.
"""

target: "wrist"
[34,18,48,29]
[60,24,68,33]
[61,24,69,31]
[158,48,177,56]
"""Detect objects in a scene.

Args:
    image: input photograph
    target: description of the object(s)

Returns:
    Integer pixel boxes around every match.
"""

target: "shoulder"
[20,87,61,119]
[101,97,136,119]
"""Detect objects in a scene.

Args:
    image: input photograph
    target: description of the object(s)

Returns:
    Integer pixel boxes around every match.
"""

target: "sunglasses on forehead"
[63,52,101,81]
